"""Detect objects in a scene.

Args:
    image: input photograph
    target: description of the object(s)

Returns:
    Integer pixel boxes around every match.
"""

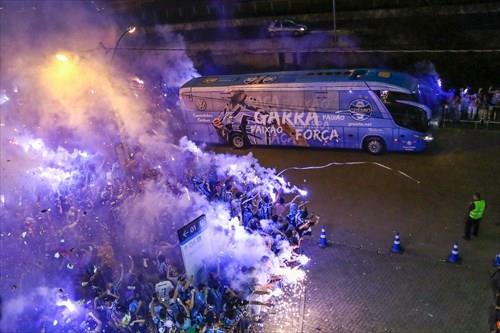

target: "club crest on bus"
[349,99,372,121]
[243,75,277,85]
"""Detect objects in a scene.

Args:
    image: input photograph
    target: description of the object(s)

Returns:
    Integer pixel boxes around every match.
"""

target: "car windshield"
[384,101,429,132]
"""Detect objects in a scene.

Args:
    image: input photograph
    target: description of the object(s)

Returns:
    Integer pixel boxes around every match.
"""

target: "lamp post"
[110,25,136,63]
[332,0,337,42]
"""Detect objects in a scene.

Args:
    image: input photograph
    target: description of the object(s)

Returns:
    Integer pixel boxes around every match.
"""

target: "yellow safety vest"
[469,199,486,219]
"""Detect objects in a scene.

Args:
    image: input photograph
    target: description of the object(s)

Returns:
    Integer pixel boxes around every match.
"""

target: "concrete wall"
[119,0,497,24]
[114,0,500,87]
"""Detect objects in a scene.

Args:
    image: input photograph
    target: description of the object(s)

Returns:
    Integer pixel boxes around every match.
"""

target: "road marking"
[278,161,421,184]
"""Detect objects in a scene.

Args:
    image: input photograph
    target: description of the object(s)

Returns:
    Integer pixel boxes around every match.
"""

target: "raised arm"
[148,297,155,318]
[172,282,179,300]
[189,289,195,311]
[184,275,193,290]
[127,255,135,275]
[287,195,301,206]
[130,319,145,326]
[115,263,124,288]
[136,299,144,314]
[298,200,310,209]
[88,312,102,333]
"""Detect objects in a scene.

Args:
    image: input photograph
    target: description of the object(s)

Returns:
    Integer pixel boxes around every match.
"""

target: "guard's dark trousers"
[464,217,481,239]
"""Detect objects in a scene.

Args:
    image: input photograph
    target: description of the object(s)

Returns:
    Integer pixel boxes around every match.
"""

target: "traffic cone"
[318,227,327,248]
[494,253,500,267]
[446,242,461,264]
[390,232,404,254]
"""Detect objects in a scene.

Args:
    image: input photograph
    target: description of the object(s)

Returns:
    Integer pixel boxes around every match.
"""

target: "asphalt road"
[212,127,500,332]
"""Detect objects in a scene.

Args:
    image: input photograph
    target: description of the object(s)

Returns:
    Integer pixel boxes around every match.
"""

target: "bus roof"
[182,69,418,94]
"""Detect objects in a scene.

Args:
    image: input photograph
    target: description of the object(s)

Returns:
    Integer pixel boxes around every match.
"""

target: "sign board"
[177,214,212,281]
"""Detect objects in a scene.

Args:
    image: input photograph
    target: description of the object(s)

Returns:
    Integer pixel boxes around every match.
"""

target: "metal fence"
[440,106,500,130]
[442,119,500,130]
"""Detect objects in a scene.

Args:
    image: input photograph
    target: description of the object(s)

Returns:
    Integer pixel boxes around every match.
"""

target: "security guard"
[463,192,487,240]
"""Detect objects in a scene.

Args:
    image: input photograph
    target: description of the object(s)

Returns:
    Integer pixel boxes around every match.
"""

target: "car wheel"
[364,137,385,155]
[230,133,246,149]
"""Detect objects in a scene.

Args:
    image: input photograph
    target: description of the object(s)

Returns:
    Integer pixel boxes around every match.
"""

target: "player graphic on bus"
[211,90,307,148]
[211,90,258,148]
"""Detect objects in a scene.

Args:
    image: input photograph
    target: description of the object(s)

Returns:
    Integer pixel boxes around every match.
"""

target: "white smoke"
[0,2,306,332]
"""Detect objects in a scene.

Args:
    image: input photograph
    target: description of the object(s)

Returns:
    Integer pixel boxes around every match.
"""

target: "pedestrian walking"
[463,192,487,240]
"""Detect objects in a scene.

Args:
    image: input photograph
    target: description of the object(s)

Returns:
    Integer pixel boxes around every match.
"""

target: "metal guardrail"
[440,105,500,130]
[441,119,500,130]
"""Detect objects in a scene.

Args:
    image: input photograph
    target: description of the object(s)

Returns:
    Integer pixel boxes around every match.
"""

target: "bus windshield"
[384,101,429,133]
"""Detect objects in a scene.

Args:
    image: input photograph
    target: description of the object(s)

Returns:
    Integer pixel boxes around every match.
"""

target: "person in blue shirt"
[258,196,273,220]
[241,202,254,228]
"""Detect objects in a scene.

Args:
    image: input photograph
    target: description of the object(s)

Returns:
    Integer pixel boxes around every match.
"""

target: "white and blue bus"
[179,68,434,154]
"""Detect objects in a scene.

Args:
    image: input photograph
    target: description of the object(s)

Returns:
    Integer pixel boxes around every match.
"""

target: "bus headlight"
[414,134,434,142]
[423,135,434,142]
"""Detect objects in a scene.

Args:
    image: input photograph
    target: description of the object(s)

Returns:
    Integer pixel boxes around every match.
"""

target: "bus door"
[343,127,359,149]
[392,128,409,151]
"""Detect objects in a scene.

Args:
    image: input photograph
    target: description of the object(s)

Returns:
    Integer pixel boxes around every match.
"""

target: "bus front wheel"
[364,137,385,155]
[230,133,246,149]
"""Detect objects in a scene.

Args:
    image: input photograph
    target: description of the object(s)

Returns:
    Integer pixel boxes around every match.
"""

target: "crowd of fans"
[441,86,500,123]
[18,156,317,333]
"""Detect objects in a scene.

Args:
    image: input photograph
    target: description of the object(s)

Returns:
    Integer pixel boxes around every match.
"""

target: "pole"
[110,25,136,63]
[332,0,337,42]
[110,29,130,64]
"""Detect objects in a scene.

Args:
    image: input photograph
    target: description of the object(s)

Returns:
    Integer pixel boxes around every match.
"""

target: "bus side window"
[305,90,339,112]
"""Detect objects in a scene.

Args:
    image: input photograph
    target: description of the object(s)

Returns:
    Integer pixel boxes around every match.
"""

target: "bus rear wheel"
[364,137,385,155]
[230,133,246,149]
